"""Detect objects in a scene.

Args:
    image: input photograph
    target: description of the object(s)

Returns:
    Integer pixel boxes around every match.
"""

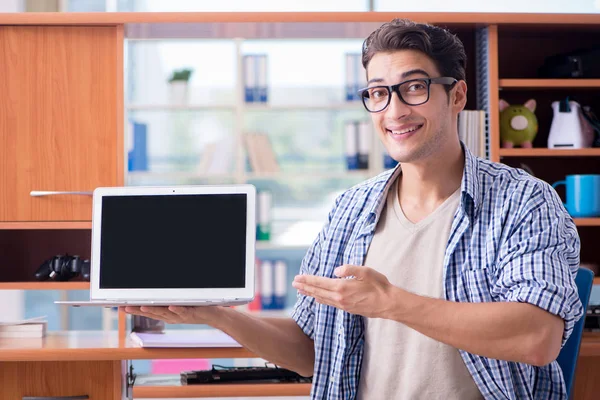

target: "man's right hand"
[124,304,315,377]
[124,305,226,326]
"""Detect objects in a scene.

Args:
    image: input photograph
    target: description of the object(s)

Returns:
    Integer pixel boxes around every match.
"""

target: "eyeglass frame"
[357,77,458,113]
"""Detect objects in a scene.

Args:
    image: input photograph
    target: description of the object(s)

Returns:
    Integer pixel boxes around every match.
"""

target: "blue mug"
[552,174,600,218]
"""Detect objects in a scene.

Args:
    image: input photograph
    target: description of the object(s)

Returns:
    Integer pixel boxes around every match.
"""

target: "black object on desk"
[181,364,312,385]
[585,305,600,331]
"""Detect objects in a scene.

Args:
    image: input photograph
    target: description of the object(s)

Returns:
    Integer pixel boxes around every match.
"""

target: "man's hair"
[362,19,467,88]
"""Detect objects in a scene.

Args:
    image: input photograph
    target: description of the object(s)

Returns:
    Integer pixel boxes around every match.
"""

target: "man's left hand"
[292,265,398,318]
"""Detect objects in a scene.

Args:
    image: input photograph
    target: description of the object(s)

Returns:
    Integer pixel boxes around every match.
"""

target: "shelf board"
[0,221,91,230]
[127,170,373,181]
[126,103,364,111]
[133,382,311,398]
[498,148,600,157]
[575,218,600,227]
[499,79,600,89]
[0,281,90,290]
[127,172,236,181]
[246,170,372,180]
[256,241,310,250]
[4,11,600,26]
[244,103,364,111]
[126,104,234,111]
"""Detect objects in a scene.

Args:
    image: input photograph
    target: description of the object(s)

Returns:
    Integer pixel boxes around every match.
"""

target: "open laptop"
[55,184,256,307]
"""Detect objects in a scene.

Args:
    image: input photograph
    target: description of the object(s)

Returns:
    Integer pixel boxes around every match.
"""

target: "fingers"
[293,275,339,290]
[124,306,154,318]
[334,264,367,279]
[168,306,190,316]
[294,282,340,305]
[124,306,177,323]
[140,306,177,322]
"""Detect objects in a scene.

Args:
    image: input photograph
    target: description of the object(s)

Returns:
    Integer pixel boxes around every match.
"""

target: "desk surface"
[2,330,600,362]
[581,332,600,357]
[0,331,255,361]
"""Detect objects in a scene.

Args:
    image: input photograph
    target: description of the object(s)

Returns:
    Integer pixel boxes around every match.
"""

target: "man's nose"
[385,90,411,119]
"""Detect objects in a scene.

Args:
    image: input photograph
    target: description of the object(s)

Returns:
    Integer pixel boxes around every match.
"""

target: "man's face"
[365,50,465,164]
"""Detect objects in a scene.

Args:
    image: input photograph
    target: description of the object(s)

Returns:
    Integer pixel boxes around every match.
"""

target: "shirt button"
[330,376,335,383]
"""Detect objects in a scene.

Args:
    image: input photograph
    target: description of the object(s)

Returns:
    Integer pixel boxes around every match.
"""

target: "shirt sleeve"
[493,182,583,347]
[291,196,341,340]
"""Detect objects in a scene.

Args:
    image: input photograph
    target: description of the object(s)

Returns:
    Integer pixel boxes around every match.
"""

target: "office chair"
[556,267,595,399]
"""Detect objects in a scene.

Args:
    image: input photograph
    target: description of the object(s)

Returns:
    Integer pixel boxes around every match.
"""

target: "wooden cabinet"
[1,361,123,400]
[0,11,599,399]
[0,26,123,222]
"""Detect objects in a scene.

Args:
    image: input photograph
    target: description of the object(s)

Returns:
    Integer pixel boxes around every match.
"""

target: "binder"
[127,120,148,171]
[257,54,268,103]
[345,53,355,101]
[345,121,359,170]
[345,53,363,101]
[247,258,262,311]
[357,121,370,170]
[353,54,363,101]
[383,153,398,169]
[273,260,287,310]
[256,191,272,241]
[243,55,256,103]
[260,260,275,310]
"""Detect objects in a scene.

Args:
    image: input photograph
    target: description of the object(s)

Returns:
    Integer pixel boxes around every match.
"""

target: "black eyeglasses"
[358,77,458,113]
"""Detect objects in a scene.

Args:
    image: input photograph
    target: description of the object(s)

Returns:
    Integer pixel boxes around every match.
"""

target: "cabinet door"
[0,26,123,222]
[1,360,123,399]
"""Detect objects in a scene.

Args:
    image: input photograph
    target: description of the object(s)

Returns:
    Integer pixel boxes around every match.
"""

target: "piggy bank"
[499,99,538,148]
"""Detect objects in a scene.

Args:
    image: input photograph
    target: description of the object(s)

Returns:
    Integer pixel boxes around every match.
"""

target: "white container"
[168,81,189,105]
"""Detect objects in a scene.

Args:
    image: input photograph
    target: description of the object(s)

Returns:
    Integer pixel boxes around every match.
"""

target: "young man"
[125,19,583,399]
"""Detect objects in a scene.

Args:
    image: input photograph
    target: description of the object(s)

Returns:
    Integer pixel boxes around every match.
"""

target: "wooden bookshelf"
[133,383,311,398]
[575,219,600,227]
[2,11,600,400]
[0,222,91,230]
[499,79,600,89]
[594,277,600,285]
[0,281,90,290]
[498,148,600,157]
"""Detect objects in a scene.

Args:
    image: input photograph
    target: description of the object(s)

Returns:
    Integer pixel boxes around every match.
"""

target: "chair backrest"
[556,267,594,398]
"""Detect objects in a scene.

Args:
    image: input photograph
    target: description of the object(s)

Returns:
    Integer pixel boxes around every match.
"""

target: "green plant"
[168,68,193,83]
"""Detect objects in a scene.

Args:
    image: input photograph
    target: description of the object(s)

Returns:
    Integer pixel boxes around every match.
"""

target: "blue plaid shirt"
[292,144,583,399]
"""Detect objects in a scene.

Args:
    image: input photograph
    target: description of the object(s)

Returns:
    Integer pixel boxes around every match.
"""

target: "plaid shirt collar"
[363,142,480,235]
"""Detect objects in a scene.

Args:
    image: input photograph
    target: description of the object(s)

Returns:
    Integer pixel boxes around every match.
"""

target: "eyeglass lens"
[362,79,429,112]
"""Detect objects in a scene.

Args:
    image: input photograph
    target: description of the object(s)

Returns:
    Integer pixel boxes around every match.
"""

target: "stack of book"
[458,109,487,158]
[0,316,47,339]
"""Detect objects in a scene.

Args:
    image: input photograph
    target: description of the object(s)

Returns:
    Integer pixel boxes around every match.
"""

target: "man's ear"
[452,80,467,110]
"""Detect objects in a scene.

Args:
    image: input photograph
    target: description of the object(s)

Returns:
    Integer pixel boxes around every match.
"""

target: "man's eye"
[408,83,426,92]
[370,89,388,98]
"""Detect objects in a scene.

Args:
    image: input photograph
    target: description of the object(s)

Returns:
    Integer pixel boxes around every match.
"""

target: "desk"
[2,331,599,399]
[0,331,311,399]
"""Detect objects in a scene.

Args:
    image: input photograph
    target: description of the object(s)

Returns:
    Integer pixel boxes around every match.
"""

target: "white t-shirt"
[357,177,482,400]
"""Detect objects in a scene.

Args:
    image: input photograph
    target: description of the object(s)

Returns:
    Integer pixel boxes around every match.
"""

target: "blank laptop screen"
[99,193,247,289]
